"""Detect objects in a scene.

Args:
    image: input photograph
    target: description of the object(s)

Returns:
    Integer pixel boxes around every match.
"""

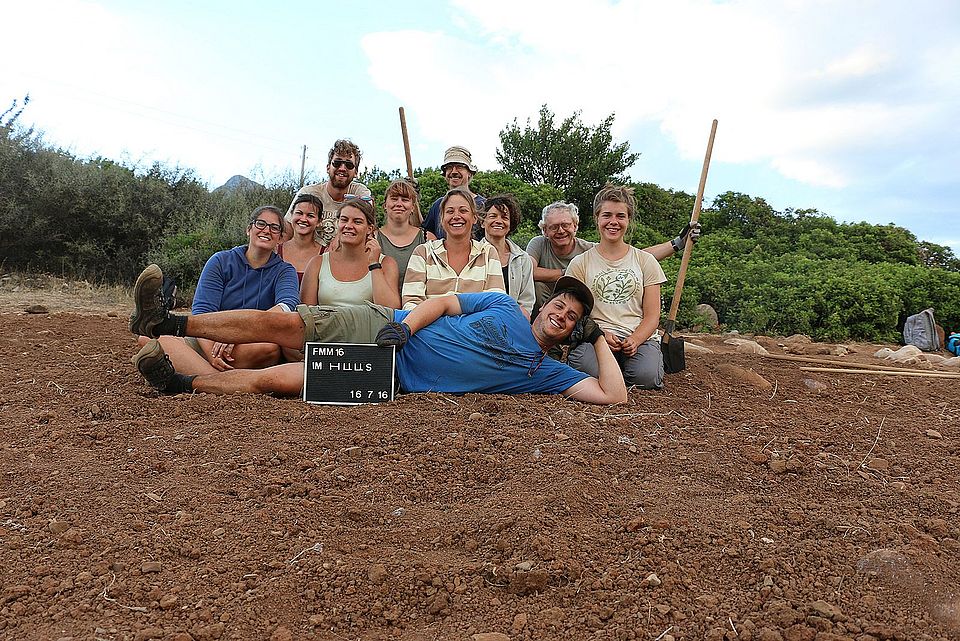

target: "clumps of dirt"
[1,313,958,640]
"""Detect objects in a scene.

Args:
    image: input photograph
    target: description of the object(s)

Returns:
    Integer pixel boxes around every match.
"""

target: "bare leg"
[136,335,217,376]
[194,338,282,370]
[183,311,306,350]
[191,362,304,396]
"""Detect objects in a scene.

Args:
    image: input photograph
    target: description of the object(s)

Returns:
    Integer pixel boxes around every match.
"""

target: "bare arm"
[621,284,662,356]
[400,295,463,335]
[642,240,674,261]
[372,256,401,308]
[561,336,628,405]
[299,254,322,305]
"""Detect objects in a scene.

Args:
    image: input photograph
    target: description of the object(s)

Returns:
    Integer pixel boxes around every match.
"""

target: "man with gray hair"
[527,201,699,313]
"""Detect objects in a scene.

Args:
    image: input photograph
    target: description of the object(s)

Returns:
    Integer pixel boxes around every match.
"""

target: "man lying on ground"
[129,265,627,405]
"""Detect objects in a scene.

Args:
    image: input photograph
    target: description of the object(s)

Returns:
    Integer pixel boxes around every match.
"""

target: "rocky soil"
[1,309,958,641]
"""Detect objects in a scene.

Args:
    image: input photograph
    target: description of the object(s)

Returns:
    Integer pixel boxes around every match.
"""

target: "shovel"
[662,119,718,373]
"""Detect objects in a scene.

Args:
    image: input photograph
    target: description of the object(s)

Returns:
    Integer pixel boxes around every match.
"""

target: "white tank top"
[316,254,380,306]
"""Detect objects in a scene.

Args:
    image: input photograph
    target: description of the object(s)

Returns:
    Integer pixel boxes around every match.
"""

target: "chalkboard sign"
[302,343,396,405]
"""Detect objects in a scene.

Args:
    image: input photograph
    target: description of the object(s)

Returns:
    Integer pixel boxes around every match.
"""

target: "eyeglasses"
[344,194,374,203]
[546,222,576,233]
[252,219,283,234]
[331,159,356,170]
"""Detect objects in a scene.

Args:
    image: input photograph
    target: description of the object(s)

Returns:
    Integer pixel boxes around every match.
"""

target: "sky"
[2,0,957,252]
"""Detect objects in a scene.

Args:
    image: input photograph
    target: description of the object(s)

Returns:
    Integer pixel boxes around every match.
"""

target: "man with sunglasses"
[287,139,372,247]
[421,146,486,240]
[130,263,628,405]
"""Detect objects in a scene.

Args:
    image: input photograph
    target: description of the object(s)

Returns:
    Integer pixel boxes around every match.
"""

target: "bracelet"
[368,262,382,271]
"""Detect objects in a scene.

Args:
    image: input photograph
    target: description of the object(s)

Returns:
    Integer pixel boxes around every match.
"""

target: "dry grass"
[0,270,133,314]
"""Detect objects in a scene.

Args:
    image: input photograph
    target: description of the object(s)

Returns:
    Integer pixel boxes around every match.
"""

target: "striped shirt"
[401,239,505,310]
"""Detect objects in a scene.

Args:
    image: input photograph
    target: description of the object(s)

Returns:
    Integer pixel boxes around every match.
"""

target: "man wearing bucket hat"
[129,262,626,404]
[421,145,487,239]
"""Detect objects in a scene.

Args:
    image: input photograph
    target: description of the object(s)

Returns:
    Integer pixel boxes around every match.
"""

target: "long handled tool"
[662,119,718,373]
[398,107,414,179]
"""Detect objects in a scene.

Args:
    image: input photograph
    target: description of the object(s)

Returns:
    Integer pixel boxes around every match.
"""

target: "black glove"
[376,322,411,349]
[671,221,702,253]
[402,176,420,195]
[569,316,604,346]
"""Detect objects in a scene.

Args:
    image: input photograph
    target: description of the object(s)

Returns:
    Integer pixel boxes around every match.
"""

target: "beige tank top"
[316,254,381,306]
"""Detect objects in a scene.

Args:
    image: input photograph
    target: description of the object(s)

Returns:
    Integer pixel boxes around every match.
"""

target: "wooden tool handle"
[399,107,414,179]
[666,119,717,324]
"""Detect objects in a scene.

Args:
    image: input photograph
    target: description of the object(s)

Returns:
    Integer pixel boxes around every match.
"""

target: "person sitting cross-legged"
[129,265,627,405]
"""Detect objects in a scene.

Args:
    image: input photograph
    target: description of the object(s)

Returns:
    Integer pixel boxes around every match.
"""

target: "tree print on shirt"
[592,268,638,304]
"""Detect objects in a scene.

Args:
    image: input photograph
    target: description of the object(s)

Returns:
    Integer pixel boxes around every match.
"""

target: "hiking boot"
[132,339,176,392]
[129,264,169,338]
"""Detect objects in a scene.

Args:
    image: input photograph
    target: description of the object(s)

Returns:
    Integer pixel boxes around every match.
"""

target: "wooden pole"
[799,366,960,379]
[399,107,414,179]
[299,144,307,188]
[665,119,717,333]
[763,353,945,374]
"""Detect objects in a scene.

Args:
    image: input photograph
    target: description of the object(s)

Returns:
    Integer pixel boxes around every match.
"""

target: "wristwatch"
[368,262,383,271]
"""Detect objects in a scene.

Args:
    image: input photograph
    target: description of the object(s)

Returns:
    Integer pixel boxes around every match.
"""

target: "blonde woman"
[402,187,504,310]
[376,178,436,284]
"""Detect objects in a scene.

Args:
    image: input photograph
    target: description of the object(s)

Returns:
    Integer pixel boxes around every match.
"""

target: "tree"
[496,105,638,220]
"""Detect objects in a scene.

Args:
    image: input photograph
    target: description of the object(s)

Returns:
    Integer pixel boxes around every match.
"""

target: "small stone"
[141,561,162,573]
[133,628,163,641]
[48,520,71,535]
[642,572,661,587]
[270,626,293,641]
[212,527,225,536]
[468,412,484,421]
[555,433,570,441]
[145,492,162,502]
[342,446,361,457]
[368,563,388,584]
[159,594,179,610]
[472,634,511,641]
[802,378,828,392]
[809,600,842,620]
[308,615,324,626]
[107,311,119,317]
[926,429,943,439]
[769,459,788,474]
[515,561,533,572]
[865,458,889,472]
[511,612,528,633]
[25,304,49,314]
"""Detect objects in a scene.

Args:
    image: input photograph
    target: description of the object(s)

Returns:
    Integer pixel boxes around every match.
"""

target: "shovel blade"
[661,333,686,373]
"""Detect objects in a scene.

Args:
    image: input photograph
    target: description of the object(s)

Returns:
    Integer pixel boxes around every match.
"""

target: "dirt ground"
[1,298,959,640]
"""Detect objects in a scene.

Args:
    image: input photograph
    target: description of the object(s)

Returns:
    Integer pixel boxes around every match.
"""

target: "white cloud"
[361,0,959,192]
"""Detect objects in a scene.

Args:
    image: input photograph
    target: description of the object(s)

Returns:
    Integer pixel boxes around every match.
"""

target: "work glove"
[671,221,702,253]
[376,322,411,350]
[401,176,420,195]
[569,316,604,346]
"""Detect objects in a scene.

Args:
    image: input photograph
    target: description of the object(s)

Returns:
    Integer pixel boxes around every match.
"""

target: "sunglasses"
[252,219,283,234]
[331,159,356,170]
[344,194,374,203]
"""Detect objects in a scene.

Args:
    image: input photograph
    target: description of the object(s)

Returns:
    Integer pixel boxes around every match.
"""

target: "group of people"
[129,139,700,406]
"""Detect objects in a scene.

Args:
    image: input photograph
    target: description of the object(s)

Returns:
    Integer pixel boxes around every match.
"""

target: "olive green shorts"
[296,302,394,344]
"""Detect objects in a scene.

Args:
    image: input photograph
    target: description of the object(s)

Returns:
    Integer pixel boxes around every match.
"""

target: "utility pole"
[299,145,307,188]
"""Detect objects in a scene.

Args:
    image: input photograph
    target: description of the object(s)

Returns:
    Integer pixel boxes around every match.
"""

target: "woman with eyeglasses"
[300,196,400,308]
[135,205,300,374]
[277,194,324,284]
[402,187,505,310]
[479,194,535,317]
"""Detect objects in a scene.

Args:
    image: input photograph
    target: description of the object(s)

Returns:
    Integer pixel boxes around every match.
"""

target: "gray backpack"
[903,308,939,351]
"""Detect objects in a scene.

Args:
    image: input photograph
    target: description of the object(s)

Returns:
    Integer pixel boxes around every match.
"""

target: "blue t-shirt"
[192,246,300,314]
[393,292,589,395]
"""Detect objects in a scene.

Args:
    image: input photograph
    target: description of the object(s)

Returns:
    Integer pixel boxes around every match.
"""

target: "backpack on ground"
[903,308,939,351]
[948,333,960,356]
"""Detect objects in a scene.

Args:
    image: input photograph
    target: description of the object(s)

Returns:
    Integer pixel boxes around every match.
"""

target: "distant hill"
[213,175,263,194]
